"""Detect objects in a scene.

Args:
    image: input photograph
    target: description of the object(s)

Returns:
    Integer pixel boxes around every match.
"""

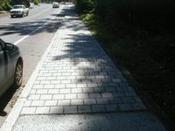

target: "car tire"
[11,15,14,18]
[21,13,24,17]
[13,60,23,88]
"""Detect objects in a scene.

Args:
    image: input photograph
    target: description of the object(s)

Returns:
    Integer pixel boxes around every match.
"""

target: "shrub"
[34,0,40,5]
[75,0,95,13]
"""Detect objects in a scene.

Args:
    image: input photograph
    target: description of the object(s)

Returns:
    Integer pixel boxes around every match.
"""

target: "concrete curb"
[0,21,60,131]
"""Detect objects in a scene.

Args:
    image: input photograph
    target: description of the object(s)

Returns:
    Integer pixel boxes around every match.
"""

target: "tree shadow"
[0,16,63,37]
[50,4,144,114]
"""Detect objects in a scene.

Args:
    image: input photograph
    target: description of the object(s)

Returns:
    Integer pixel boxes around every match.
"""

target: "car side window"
[0,40,5,51]
[0,42,2,51]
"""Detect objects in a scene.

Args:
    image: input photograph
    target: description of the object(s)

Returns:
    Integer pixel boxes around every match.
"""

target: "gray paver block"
[48,89,59,94]
[96,98,110,104]
[89,93,101,98]
[83,99,96,105]
[45,100,57,106]
[49,107,63,114]
[24,101,31,107]
[53,94,64,100]
[65,94,77,99]
[71,99,83,105]
[63,105,78,114]
[105,104,118,112]
[58,100,70,105]
[119,104,134,111]
[21,107,36,115]
[28,95,40,100]
[102,93,113,98]
[78,105,91,113]
[60,89,71,94]
[32,85,44,89]
[36,89,48,94]
[31,100,45,106]
[92,105,106,112]
[40,95,52,100]
[35,107,50,114]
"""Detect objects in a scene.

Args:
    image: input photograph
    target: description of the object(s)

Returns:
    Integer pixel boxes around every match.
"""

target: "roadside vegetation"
[0,0,50,10]
[75,0,175,124]
[0,0,12,10]
[34,0,40,5]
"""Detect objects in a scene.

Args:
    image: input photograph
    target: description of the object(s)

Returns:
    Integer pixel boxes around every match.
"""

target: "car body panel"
[0,43,7,93]
[0,39,23,97]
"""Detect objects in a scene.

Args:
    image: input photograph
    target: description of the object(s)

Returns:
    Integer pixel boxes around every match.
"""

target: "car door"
[0,40,7,92]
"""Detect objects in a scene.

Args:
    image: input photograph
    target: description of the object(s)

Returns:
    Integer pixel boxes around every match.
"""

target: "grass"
[80,13,175,124]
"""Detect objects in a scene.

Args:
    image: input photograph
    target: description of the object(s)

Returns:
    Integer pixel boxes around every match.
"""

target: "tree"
[0,0,12,10]
[34,0,40,5]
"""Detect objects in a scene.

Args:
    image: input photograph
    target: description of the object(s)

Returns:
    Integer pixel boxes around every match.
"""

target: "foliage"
[23,0,30,7]
[45,0,49,3]
[75,0,95,13]
[0,0,12,11]
[34,0,40,5]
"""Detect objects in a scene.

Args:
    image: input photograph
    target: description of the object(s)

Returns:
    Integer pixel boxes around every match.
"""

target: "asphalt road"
[0,3,63,127]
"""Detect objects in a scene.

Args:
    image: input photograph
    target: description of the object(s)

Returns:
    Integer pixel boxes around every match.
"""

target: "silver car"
[10,5,29,18]
[52,2,59,8]
[0,39,23,97]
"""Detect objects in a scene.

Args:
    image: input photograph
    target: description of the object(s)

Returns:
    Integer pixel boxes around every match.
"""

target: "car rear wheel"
[14,60,23,88]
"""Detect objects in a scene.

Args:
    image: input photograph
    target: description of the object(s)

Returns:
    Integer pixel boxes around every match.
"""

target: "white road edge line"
[14,22,46,45]
[13,2,63,46]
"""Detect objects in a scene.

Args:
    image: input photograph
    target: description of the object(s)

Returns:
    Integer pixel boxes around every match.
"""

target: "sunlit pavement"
[1,4,166,131]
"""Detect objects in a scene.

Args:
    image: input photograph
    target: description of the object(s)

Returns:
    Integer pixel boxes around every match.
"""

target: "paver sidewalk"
[21,6,145,115]
[1,4,166,131]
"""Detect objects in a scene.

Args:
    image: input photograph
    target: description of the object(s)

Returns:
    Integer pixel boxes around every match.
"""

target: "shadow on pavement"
[0,16,62,38]
[52,5,145,113]
[0,86,17,116]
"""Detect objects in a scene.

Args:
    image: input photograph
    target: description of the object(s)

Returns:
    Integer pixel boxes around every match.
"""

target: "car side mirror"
[3,43,15,51]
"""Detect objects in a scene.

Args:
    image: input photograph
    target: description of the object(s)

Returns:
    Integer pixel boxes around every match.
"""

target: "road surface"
[0,3,63,127]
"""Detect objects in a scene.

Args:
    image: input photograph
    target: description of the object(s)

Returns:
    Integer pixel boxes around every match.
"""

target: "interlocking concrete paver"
[63,105,78,114]
[92,105,106,112]
[35,107,50,114]
[49,107,63,114]
[19,4,146,115]
[45,100,57,106]
[28,95,40,100]
[53,94,64,100]
[71,99,83,105]
[31,100,45,106]
[21,107,36,115]
[40,95,52,100]
[78,105,91,113]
